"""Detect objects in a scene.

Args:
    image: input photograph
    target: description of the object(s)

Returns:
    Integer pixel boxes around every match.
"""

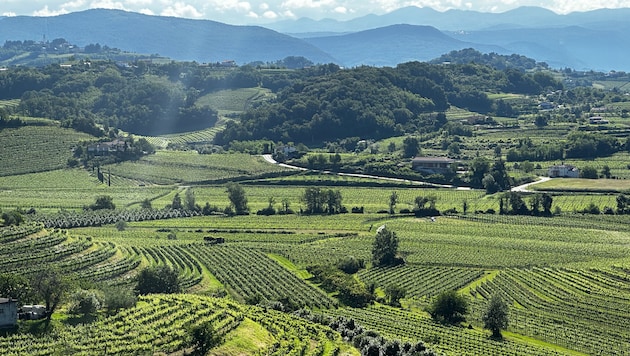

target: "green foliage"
[482,295,509,338]
[226,182,248,215]
[89,195,115,210]
[336,256,365,274]
[69,289,103,316]
[0,272,31,302]
[389,191,398,214]
[402,137,420,158]
[135,265,182,295]
[580,165,599,179]
[372,225,401,267]
[566,132,620,159]
[30,268,73,319]
[429,290,469,324]
[384,284,406,307]
[2,210,24,226]
[307,264,374,307]
[115,220,128,231]
[301,187,344,214]
[189,321,223,355]
[103,285,137,314]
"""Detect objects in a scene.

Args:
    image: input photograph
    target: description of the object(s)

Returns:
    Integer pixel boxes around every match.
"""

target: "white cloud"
[263,10,278,18]
[246,10,259,18]
[161,2,203,17]
[2,12,17,17]
[259,2,269,10]
[89,0,126,10]
[125,0,153,5]
[334,6,347,13]
[138,7,155,15]
[33,6,70,16]
[280,0,338,10]
[213,0,253,12]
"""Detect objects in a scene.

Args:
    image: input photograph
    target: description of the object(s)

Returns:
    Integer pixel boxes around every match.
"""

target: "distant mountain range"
[1,7,630,71]
[0,9,335,65]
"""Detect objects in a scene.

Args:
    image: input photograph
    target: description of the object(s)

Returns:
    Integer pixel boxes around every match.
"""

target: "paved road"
[510,176,552,192]
[262,154,471,189]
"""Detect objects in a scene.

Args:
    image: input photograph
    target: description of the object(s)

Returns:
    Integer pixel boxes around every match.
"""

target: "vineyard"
[2,146,630,355]
[0,126,93,177]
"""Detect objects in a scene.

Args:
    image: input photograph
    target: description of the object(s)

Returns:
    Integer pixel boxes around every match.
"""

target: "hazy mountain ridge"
[0,9,336,65]
[1,7,630,71]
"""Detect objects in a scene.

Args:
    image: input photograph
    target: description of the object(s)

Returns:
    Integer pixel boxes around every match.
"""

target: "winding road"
[262,154,471,190]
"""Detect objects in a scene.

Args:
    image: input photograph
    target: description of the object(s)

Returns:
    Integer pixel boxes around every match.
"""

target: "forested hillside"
[216,61,561,145]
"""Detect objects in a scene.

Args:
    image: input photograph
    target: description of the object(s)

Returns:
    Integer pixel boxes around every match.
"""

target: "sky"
[2,0,630,25]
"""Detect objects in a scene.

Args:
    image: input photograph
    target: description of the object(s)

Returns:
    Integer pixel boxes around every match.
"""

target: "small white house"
[0,298,18,328]
[412,157,455,174]
[548,164,579,178]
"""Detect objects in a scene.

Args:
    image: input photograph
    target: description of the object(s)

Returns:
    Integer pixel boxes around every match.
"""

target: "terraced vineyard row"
[0,294,244,355]
[188,244,336,308]
[0,225,140,285]
[358,265,484,299]
[469,267,630,355]
[326,305,558,356]
[0,126,93,177]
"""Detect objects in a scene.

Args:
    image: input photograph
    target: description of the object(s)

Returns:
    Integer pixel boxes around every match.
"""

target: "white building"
[0,298,18,328]
[548,164,579,178]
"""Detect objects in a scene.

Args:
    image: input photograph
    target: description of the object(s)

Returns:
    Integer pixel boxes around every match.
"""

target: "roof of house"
[549,164,577,170]
[412,157,455,163]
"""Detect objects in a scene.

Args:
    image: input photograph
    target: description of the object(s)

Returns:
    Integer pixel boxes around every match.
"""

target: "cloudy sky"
[2,0,630,24]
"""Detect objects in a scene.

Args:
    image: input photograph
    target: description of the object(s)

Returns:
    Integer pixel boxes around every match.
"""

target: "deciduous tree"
[483,295,509,338]
[372,225,400,267]
[429,290,468,324]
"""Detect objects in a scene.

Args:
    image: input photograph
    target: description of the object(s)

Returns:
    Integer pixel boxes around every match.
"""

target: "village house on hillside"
[0,298,18,328]
[87,139,127,156]
[548,164,579,178]
[412,156,455,174]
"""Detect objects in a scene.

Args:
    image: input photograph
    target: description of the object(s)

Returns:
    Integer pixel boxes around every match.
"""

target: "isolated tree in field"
[402,137,420,158]
[189,321,223,355]
[2,210,23,226]
[103,285,137,314]
[69,289,103,316]
[31,268,72,320]
[617,194,629,214]
[384,284,406,307]
[483,295,509,339]
[541,193,553,215]
[601,165,611,178]
[141,198,152,209]
[135,265,181,295]
[429,290,469,324]
[389,191,398,214]
[184,188,197,211]
[226,182,248,214]
[171,193,183,210]
[372,225,400,267]
[89,195,115,210]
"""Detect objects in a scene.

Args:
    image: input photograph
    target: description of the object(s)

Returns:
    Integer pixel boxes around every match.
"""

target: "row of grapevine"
[358,265,483,299]
[469,267,630,355]
[326,305,557,356]
[187,244,336,308]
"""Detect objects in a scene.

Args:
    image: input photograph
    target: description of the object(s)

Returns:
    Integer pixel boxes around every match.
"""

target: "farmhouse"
[588,116,609,124]
[548,164,579,178]
[412,156,455,174]
[87,139,127,156]
[0,298,18,328]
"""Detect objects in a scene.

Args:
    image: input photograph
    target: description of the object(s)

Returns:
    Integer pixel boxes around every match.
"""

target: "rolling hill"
[0,9,336,65]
